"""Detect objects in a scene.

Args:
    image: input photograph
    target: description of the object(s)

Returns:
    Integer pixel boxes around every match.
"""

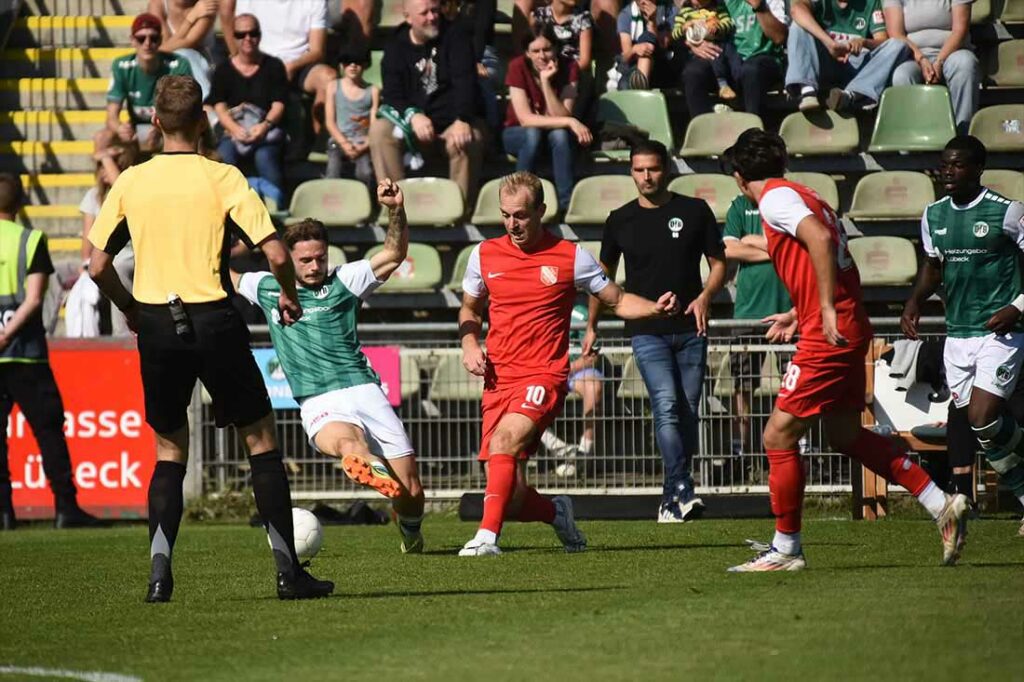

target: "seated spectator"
[613,0,678,91]
[324,51,379,191]
[94,13,193,153]
[786,0,911,113]
[503,25,592,211]
[515,0,620,69]
[884,0,978,133]
[441,0,502,130]
[369,0,486,209]
[328,0,375,55]
[208,13,287,207]
[678,0,788,117]
[224,0,337,128]
[531,0,594,73]
[147,0,217,99]
[676,0,737,100]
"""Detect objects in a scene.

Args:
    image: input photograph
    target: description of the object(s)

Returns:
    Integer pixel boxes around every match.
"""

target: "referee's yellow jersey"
[88,152,276,304]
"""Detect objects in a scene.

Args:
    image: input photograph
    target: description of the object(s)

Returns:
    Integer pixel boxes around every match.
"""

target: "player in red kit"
[723,130,970,571]
[457,171,680,556]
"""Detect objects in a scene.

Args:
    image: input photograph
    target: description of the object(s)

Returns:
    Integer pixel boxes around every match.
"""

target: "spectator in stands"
[369,0,486,209]
[785,0,911,113]
[531,0,593,73]
[95,13,193,153]
[675,0,739,105]
[503,24,592,212]
[441,0,502,131]
[147,0,217,99]
[884,0,978,134]
[208,13,287,209]
[223,0,337,129]
[515,0,620,73]
[324,51,379,191]
[328,0,375,55]
[613,0,678,91]
[679,0,789,117]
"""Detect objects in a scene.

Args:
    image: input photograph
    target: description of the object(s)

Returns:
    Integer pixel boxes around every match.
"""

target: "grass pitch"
[1,514,1022,681]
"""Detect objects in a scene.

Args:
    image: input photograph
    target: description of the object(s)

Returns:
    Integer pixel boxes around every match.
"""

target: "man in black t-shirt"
[585,140,726,523]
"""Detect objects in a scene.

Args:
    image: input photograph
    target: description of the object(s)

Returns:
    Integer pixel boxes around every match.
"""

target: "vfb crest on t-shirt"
[313,284,330,299]
[540,265,559,286]
[668,217,684,238]
[996,363,1014,385]
[973,221,990,238]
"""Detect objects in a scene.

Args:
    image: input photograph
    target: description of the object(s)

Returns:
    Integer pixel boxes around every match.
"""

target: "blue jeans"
[217,136,285,202]
[502,126,575,210]
[631,333,708,500]
[784,23,911,102]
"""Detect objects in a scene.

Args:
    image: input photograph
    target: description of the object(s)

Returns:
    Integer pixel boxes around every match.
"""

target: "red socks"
[843,429,930,496]
[516,486,556,523]
[480,455,516,536]
[767,448,805,534]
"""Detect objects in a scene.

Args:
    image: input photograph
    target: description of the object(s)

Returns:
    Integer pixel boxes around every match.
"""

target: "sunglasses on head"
[234,29,261,39]
[134,32,161,44]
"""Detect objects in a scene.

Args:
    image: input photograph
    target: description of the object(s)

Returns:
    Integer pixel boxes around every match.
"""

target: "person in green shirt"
[722,193,792,456]
[234,180,426,554]
[785,0,911,113]
[94,13,193,153]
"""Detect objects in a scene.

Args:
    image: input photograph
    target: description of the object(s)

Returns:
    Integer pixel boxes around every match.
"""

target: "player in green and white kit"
[902,136,1024,534]
[233,180,426,553]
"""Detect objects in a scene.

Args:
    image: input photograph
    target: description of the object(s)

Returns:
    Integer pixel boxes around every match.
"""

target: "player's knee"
[489,428,522,456]
[967,402,1002,430]
[762,425,795,451]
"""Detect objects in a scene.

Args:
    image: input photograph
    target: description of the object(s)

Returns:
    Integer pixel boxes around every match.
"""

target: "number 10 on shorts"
[524,385,546,405]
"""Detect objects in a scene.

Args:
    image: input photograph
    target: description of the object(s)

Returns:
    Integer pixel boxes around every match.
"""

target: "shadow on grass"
[242,585,624,602]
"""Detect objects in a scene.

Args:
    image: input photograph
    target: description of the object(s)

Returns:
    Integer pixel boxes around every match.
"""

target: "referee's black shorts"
[136,300,271,434]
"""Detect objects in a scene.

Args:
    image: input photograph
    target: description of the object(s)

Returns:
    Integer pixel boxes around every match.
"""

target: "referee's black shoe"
[145,575,174,603]
[277,562,334,600]
[54,505,110,529]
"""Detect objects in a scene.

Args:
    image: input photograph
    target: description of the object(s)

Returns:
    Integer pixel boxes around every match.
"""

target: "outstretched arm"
[594,281,679,320]
[367,179,409,282]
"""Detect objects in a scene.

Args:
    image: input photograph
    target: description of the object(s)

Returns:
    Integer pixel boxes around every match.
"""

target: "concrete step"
[22,172,95,206]
[20,205,82,238]
[24,0,149,17]
[7,16,133,48]
[0,110,129,142]
[0,47,132,78]
[0,78,109,110]
[0,140,96,173]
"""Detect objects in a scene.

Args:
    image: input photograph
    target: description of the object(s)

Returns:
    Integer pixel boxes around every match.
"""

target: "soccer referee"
[88,75,332,603]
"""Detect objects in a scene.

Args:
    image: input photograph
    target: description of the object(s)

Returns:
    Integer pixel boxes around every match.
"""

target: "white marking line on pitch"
[0,665,142,682]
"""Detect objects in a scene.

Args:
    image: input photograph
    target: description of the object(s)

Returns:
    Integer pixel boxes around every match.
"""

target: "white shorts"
[944,333,1024,408]
[299,383,414,459]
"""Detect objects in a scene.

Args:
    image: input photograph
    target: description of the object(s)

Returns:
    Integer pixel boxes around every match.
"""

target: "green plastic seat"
[378,0,407,29]
[868,86,956,153]
[364,242,442,292]
[1002,0,1024,21]
[988,40,1024,86]
[616,357,648,399]
[972,0,992,23]
[471,177,558,225]
[399,350,421,399]
[328,245,347,269]
[968,104,1024,152]
[564,175,638,225]
[593,90,674,161]
[362,51,385,87]
[429,354,484,400]
[678,112,763,158]
[667,174,740,222]
[981,169,1024,201]
[848,236,917,286]
[754,352,784,396]
[778,110,859,155]
[378,177,465,227]
[445,244,476,292]
[286,179,373,227]
[847,172,935,221]
[785,172,840,211]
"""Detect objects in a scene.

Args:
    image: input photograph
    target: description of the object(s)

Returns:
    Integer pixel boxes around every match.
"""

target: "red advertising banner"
[7,341,154,519]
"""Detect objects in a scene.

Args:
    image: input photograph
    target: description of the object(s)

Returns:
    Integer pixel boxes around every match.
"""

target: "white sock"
[578,434,594,455]
[800,85,815,95]
[772,530,801,555]
[541,430,567,451]
[717,78,729,89]
[917,482,947,519]
[474,528,497,545]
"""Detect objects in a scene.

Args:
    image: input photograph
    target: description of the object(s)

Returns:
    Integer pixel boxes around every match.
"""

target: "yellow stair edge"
[49,237,83,252]
[0,78,109,92]
[23,205,80,219]
[21,173,95,187]
[1,47,133,61]
[1,140,95,154]
[1,110,127,124]
[17,16,135,29]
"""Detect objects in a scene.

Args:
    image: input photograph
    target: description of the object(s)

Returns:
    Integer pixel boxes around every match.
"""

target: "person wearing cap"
[94,12,193,154]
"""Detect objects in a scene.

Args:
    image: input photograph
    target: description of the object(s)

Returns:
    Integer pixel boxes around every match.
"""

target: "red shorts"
[478,379,567,461]
[775,344,867,419]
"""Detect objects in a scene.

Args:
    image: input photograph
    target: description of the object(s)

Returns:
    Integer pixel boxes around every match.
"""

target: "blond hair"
[498,171,543,210]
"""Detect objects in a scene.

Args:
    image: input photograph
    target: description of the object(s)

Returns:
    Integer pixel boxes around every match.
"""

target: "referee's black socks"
[249,450,300,573]
[148,460,186,582]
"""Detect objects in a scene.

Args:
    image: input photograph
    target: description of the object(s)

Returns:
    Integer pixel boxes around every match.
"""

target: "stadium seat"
[445,244,476,292]
[968,104,1024,152]
[678,112,763,158]
[778,110,859,156]
[667,174,740,222]
[981,169,1024,201]
[328,245,347,269]
[428,354,484,400]
[379,177,465,227]
[754,353,784,397]
[364,243,442,292]
[593,90,674,161]
[972,0,992,23]
[847,172,935,221]
[378,0,407,29]
[711,352,734,398]
[784,172,840,211]
[1001,0,1024,21]
[471,177,559,225]
[399,350,421,399]
[848,236,918,285]
[564,175,638,225]
[868,86,956,153]
[616,357,648,399]
[363,51,385,87]
[987,40,1024,86]
[286,179,373,227]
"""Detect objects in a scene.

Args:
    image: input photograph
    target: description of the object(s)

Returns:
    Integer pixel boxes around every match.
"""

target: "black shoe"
[145,575,174,603]
[54,507,110,529]
[277,562,334,600]
[1,509,15,531]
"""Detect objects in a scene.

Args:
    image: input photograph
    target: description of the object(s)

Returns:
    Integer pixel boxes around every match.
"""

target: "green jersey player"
[902,136,1024,532]
[232,180,425,553]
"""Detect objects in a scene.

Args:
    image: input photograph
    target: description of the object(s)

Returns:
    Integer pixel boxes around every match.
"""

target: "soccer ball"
[267,507,324,560]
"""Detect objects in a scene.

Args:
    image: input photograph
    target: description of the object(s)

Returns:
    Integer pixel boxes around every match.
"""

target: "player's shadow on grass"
[588,541,858,554]
[345,586,623,601]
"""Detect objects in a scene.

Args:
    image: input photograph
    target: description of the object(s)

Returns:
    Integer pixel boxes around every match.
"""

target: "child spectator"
[324,51,379,191]
[614,0,678,90]
[674,0,738,102]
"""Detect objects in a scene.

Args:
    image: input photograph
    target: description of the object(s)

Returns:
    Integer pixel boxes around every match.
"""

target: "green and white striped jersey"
[239,261,383,400]
[922,188,1024,338]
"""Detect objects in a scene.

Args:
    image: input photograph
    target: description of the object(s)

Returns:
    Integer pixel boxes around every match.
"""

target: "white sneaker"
[657,502,685,523]
[679,495,705,522]
[728,547,807,572]
[552,495,587,553]
[936,493,970,566]
[798,93,820,111]
[458,538,501,556]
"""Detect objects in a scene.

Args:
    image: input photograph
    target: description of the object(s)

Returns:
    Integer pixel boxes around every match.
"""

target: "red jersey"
[463,232,610,386]
[759,178,872,352]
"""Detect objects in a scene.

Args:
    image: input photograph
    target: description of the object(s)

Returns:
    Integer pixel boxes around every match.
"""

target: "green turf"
[1,516,1022,681]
